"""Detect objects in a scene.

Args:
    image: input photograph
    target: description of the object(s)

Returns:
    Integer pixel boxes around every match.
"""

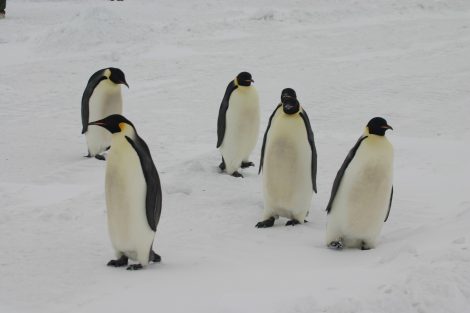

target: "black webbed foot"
[361,242,372,250]
[107,255,128,267]
[219,158,226,171]
[286,219,300,226]
[232,171,243,178]
[256,217,275,228]
[241,161,255,168]
[95,154,106,161]
[151,250,161,263]
[126,264,143,271]
[84,152,92,158]
[328,240,344,250]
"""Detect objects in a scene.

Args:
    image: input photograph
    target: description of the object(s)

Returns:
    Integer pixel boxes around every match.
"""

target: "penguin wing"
[259,104,282,174]
[125,136,162,232]
[299,109,318,193]
[384,186,393,222]
[81,70,107,134]
[326,135,369,213]
[216,80,238,148]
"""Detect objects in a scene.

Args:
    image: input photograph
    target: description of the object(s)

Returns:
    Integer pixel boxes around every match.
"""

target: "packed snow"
[1,0,469,312]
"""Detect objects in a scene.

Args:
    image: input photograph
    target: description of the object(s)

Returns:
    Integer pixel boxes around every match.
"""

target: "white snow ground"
[1,0,470,312]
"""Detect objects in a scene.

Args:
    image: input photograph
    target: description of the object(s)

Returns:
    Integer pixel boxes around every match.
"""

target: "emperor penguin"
[325,117,394,250]
[81,67,129,160]
[256,88,317,228]
[89,114,162,270]
[216,72,260,177]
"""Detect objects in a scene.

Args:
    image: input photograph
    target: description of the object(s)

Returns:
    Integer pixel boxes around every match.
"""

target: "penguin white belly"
[105,136,154,265]
[86,82,123,156]
[220,87,260,174]
[262,113,313,221]
[327,138,393,247]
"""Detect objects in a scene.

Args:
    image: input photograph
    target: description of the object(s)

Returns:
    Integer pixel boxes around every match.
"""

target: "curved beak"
[381,124,393,130]
[88,120,106,127]
[121,81,129,88]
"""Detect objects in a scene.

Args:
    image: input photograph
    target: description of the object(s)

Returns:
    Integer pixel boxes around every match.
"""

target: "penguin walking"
[81,67,129,160]
[216,72,260,177]
[325,117,394,250]
[256,89,317,228]
[89,114,162,270]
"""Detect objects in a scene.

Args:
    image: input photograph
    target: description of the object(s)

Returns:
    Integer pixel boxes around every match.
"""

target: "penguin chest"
[263,113,312,211]
[222,87,260,154]
[340,139,393,233]
[89,82,123,121]
[105,139,151,252]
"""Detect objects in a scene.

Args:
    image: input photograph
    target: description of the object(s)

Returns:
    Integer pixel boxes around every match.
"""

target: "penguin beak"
[88,121,106,127]
[381,124,393,130]
[250,79,254,83]
[121,81,129,88]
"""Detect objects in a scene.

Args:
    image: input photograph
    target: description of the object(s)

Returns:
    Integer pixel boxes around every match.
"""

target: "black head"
[281,88,297,102]
[108,68,129,88]
[281,88,300,114]
[367,117,393,136]
[88,114,134,134]
[236,72,254,86]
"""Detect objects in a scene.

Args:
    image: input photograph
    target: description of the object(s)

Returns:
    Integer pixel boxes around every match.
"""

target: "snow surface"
[1,0,470,312]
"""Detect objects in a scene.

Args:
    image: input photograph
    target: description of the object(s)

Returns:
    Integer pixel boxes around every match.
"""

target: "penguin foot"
[126,264,143,271]
[327,240,344,250]
[107,255,128,267]
[256,217,275,228]
[219,161,226,171]
[95,154,106,161]
[241,161,255,168]
[232,171,244,178]
[84,152,92,158]
[151,250,161,263]
[361,242,372,250]
[286,219,300,226]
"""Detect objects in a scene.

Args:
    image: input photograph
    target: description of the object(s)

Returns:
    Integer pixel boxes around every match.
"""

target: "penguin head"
[281,88,300,115]
[108,68,129,88]
[367,117,393,136]
[89,114,135,134]
[236,72,254,87]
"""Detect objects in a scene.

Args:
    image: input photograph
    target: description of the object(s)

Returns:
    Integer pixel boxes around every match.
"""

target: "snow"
[1,0,470,312]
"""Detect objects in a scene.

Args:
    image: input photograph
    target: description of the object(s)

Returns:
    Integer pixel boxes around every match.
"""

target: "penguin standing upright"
[81,68,129,160]
[325,117,394,250]
[217,72,260,177]
[256,89,317,228]
[89,114,162,270]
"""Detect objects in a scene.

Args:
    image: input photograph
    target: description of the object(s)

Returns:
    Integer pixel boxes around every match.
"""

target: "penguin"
[216,72,260,177]
[325,117,394,250]
[88,114,162,270]
[81,67,129,160]
[256,88,317,228]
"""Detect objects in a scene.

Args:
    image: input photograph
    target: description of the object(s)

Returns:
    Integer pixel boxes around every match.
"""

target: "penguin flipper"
[326,135,368,214]
[299,109,318,193]
[259,104,282,174]
[125,136,162,232]
[384,186,393,222]
[81,70,107,134]
[216,80,238,148]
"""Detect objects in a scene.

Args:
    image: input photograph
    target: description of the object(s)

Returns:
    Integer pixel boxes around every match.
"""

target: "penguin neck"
[102,79,122,94]
[363,128,390,146]
[113,124,137,143]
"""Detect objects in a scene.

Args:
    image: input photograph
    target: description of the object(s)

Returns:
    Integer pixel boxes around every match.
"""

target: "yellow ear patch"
[234,78,239,86]
[119,122,126,131]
